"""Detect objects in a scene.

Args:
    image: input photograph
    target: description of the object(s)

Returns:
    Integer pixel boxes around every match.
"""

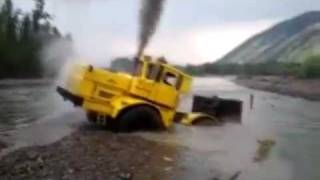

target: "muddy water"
[0,80,84,153]
[0,78,320,180]
[0,80,59,132]
[138,77,320,180]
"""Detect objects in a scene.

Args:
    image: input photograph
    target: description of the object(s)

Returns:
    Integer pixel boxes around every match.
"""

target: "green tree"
[52,27,61,37]
[32,0,50,33]
[301,55,320,78]
[0,0,68,78]
[20,14,31,43]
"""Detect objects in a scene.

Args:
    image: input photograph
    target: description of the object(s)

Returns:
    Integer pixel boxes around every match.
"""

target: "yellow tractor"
[57,56,242,132]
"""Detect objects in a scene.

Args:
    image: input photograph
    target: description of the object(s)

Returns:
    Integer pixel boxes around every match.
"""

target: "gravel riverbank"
[235,76,320,101]
[0,125,178,180]
[0,140,7,153]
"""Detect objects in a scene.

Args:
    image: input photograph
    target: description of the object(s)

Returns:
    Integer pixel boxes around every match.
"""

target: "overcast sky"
[13,0,320,65]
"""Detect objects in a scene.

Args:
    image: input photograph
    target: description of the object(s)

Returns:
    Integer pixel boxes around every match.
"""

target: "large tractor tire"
[115,106,164,132]
[86,111,111,128]
[86,111,97,123]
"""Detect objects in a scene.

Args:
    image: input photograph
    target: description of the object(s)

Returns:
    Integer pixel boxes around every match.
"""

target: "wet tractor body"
[57,56,242,131]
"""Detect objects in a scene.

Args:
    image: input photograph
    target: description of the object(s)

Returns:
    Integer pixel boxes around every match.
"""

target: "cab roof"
[141,55,192,79]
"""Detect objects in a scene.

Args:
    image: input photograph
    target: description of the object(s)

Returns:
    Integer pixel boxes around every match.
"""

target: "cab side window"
[163,72,178,88]
[147,63,163,81]
[146,63,156,80]
[134,61,143,76]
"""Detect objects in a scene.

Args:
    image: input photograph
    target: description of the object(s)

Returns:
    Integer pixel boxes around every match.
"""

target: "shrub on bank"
[301,55,320,78]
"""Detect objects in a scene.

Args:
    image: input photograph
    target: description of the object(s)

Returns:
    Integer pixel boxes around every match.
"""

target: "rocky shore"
[0,125,178,180]
[235,76,320,101]
[0,140,7,153]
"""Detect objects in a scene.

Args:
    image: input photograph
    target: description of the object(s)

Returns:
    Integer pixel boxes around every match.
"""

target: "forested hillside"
[0,0,69,79]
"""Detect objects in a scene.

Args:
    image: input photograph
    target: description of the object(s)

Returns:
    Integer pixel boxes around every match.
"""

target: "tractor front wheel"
[115,106,164,132]
[86,111,112,128]
[86,111,97,123]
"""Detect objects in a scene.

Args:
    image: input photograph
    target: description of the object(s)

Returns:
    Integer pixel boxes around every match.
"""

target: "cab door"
[130,61,157,99]
[152,69,180,108]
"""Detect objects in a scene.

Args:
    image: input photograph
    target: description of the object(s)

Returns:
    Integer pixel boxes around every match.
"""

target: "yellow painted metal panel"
[83,100,114,116]
[59,56,194,130]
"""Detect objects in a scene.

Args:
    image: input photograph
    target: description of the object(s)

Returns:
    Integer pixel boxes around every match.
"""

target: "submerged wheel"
[86,111,112,128]
[115,106,164,132]
[86,111,97,123]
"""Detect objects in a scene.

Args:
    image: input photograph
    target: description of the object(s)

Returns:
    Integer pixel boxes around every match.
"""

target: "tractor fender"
[115,103,165,130]
[117,103,162,119]
[111,97,162,120]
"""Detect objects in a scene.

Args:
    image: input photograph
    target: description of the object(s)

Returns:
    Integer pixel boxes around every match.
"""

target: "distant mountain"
[219,11,320,64]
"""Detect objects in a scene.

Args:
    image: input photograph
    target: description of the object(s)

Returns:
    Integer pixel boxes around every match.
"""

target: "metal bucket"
[192,95,243,123]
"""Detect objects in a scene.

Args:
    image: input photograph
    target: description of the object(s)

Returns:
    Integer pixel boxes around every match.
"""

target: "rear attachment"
[192,95,243,123]
[56,86,83,106]
[175,95,243,126]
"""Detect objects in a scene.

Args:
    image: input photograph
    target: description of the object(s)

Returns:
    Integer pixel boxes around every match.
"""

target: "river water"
[0,77,320,180]
[139,77,320,180]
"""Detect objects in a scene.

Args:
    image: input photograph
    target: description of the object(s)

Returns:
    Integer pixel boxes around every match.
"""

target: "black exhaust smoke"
[137,0,166,58]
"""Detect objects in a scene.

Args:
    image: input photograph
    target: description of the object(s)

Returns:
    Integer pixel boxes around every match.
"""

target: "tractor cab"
[128,56,192,109]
